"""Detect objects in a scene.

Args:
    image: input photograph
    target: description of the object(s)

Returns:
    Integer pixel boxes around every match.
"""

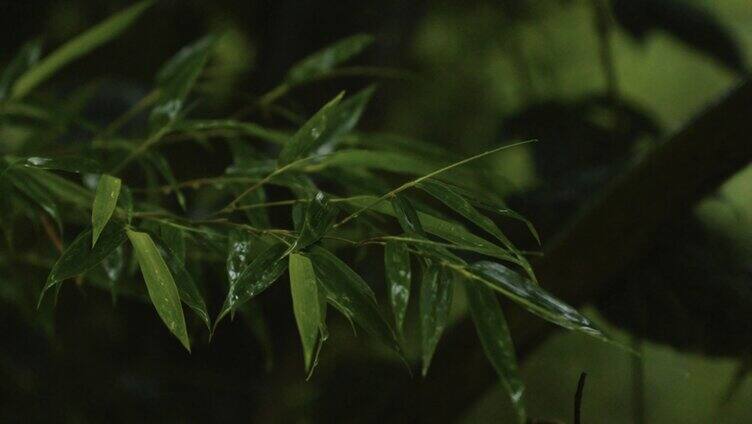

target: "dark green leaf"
[466,261,609,341]
[11,1,153,99]
[319,149,437,175]
[314,85,376,154]
[384,241,411,336]
[40,220,127,304]
[277,92,344,166]
[308,246,399,353]
[420,263,454,376]
[294,192,338,251]
[92,175,121,247]
[24,156,103,174]
[465,280,526,423]
[390,194,426,236]
[158,223,186,263]
[289,253,326,373]
[145,152,186,210]
[7,169,62,232]
[150,34,217,129]
[20,166,93,208]
[285,34,374,85]
[157,237,210,330]
[174,119,289,145]
[127,229,190,351]
[218,240,288,323]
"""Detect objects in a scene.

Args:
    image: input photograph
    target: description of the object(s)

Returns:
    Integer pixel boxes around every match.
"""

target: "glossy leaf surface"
[384,241,411,336]
[420,263,453,375]
[91,175,121,247]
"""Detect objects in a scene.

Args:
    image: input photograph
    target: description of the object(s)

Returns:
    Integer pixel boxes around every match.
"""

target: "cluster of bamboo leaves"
[0,2,612,422]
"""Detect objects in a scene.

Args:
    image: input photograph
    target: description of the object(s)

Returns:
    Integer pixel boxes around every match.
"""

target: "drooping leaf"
[24,156,103,174]
[118,185,134,224]
[218,240,288,324]
[293,192,338,251]
[40,220,127,304]
[465,280,526,424]
[156,237,210,330]
[102,245,124,303]
[158,222,186,263]
[319,149,438,176]
[11,1,153,99]
[289,253,326,373]
[465,261,609,341]
[384,241,411,336]
[91,175,121,247]
[174,119,289,145]
[127,229,190,351]
[150,34,217,129]
[308,246,399,353]
[391,194,426,236]
[277,92,344,166]
[420,262,454,376]
[0,40,42,100]
[285,34,374,85]
[416,178,535,280]
[20,166,94,208]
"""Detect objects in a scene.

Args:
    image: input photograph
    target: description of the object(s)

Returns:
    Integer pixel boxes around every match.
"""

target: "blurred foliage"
[1,0,752,422]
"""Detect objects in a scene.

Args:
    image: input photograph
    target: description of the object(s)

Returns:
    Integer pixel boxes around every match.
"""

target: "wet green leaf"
[20,167,93,208]
[127,229,190,351]
[24,156,103,174]
[218,240,288,323]
[285,34,374,85]
[11,1,153,99]
[465,280,526,424]
[92,175,121,247]
[277,92,344,166]
[390,194,426,236]
[294,192,338,251]
[465,261,609,341]
[157,237,210,330]
[289,253,326,373]
[384,241,411,336]
[158,223,186,263]
[150,34,217,129]
[420,263,454,376]
[318,149,437,175]
[314,85,376,154]
[174,119,289,145]
[308,246,399,352]
[40,220,127,304]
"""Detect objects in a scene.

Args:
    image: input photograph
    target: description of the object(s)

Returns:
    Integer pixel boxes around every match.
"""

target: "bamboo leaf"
[384,241,411,336]
[150,35,217,129]
[40,220,127,305]
[293,192,338,251]
[157,237,210,330]
[24,156,103,174]
[391,194,426,236]
[277,92,344,166]
[158,222,186,263]
[308,246,399,353]
[318,149,438,176]
[218,240,288,324]
[465,280,526,424]
[127,229,190,351]
[285,34,374,85]
[91,175,121,247]
[463,261,609,341]
[314,85,376,154]
[7,169,62,232]
[420,263,454,376]
[145,152,186,210]
[289,253,325,373]
[11,1,153,99]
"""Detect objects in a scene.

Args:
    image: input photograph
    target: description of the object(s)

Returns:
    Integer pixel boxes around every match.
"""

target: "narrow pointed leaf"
[218,240,288,323]
[25,156,103,174]
[465,281,526,423]
[384,241,411,335]
[7,170,62,231]
[150,34,217,129]
[277,92,344,166]
[285,34,374,85]
[146,153,187,210]
[11,1,153,99]
[466,261,609,341]
[91,175,121,247]
[420,263,454,375]
[40,220,127,304]
[157,239,210,330]
[314,85,377,154]
[308,246,399,352]
[158,223,186,263]
[391,194,426,236]
[127,229,190,351]
[294,192,338,251]
[289,253,324,373]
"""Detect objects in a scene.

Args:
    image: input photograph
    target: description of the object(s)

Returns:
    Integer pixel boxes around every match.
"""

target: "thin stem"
[333,140,536,229]
[110,126,170,175]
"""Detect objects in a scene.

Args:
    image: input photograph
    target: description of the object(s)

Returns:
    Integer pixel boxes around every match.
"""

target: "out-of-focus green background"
[2,0,752,422]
